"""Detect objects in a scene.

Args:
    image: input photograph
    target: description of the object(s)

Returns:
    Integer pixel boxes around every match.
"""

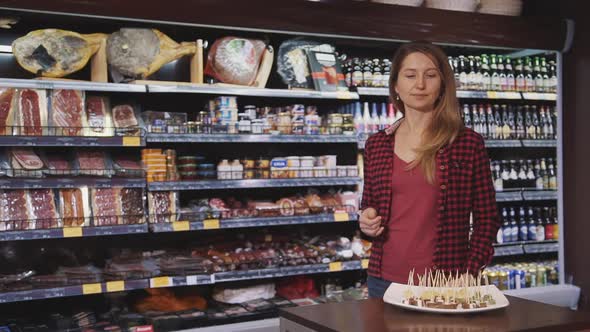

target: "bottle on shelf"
[527,206,537,242]
[525,57,535,92]
[526,160,536,180]
[515,58,526,92]
[362,59,374,88]
[494,104,503,139]
[509,207,519,242]
[498,55,508,91]
[548,158,557,190]
[541,57,550,93]
[450,56,460,88]
[541,158,549,189]
[534,159,544,190]
[534,57,544,92]
[471,104,481,135]
[474,56,483,91]
[372,59,383,88]
[501,160,510,183]
[501,105,512,139]
[531,105,541,139]
[354,102,364,135]
[493,161,503,191]
[486,104,496,139]
[370,103,379,134]
[549,61,558,93]
[477,105,487,138]
[481,54,492,91]
[458,56,469,90]
[352,58,363,88]
[551,206,559,240]
[509,160,519,182]
[507,105,516,139]
[502,207,511,244]
[536,207,546,241]
[468,56,478,90]
[516,106,526,139]
[539,106,549,139]
[524,105,535,139]
[505,57,516,91]
[217,159,231,180]
[518,159,528,181]
[519,207,528,241]
[363,102,371,135]
[387,103,396,125]
[382,59,391,88]
[463,104,472,129]
[545,207,555,241]
[551,106,558,139]
[491,54,501,91]
[379,103,388,131]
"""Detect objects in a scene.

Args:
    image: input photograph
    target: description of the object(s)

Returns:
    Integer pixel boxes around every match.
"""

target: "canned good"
[241,159,256,169]
[515,270,525,289]
[528,268,537,287]
[300,157,315,168]
[256,169,270,179]
[252,119,264,134]
[288,167,300,178]
[299,167,314,178]
[342,114,354,126]
[244,169,256,179]
[537,266,547,286]
[314,167,328,178]
[346,166,359,177]
[549,267,558,285]
[342,124,355,135]
[498,271,509,290]
[328,124,342,135]
[326,168,337,177]
[488,272,499,288]
[287,157,300,168]
[328,113,344,126]
[256,158,270,169]
[337,166,347,177]
[278,111,292,134]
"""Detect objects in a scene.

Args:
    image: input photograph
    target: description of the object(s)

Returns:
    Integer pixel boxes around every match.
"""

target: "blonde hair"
[389,41,464,184]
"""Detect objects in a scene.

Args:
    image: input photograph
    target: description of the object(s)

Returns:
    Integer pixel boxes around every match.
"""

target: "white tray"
[383,282,510,314]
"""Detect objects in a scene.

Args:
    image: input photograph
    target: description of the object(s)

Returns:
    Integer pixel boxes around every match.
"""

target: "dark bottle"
[531,105,541,139]
[458,56,469,90]
[501,105,511,139]
[342,58,351,87]
[479,105,488,138]
[534,57,544,92]
[534,159,544,189]
[524,105,535,139]
[449,56,460,88]
[536,207,546,241]
[527,206,537,241]
[547,106,555,139]
[525,57,535,92]
[487,104,496,139]
[498,55,508,91]
[502,208,511,244]
[548,158,557,190]
[481,55,492,91]
[493,161,503,191]
[490,55,501,91]
[509,207,519,242]
[463,104,472,129]
[515,58,526,92]
[362,59,373,87]
[541,158,549,189]
[494,105,503,139]
[541,57,550,93]
[351,58,363,88]
[505,57,516,91]
[519,207,528,241]
[549,62,558,93]
[507,106,516,139]
[471,104,481,135]
[372,59,383,88]
[551,106,558,139]
[516,106,526,139]
[545,206,554,240]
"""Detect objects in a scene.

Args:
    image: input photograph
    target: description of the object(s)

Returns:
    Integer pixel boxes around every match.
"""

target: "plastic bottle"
[217,159,231,180]
[230,159,243,180]
[354,102,364,135]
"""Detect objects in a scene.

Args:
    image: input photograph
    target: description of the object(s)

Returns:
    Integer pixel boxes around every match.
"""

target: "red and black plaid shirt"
[361,125,501,277]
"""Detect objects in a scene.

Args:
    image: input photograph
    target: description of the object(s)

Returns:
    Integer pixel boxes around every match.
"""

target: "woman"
[359,41,501,299]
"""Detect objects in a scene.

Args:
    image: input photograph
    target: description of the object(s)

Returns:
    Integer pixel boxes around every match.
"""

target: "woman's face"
[395,52,442,113]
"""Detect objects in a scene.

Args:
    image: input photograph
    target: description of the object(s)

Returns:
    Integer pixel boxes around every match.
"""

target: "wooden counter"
[279,296,590,332]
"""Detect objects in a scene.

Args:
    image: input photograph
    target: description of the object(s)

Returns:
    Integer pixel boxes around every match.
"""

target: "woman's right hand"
[359,207,384,237]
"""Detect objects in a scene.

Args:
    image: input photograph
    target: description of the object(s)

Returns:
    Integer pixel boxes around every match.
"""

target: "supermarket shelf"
[522,190,558,201]
[148,177,361,191]
[0,78,146,93]
[0,224,148,241]
[146,84,359,100]
[493,240,558,257]
[485,140,522,148]
[456,90,522,100]
[355,87,390,96]
[521,140,558,148]
[0,260,368,304]
[495,191,524,202]
[521,92,558,101]
[504,284,581,309]
[146,133,358,144]
[0,279,148,304]
[0,135,144,147]
[0,177,146,189]
[150,213,357,232]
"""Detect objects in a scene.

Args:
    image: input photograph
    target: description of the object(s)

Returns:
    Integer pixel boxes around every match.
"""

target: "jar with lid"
[342,114,353,126]
[342,124,355,135]
[328,113,344,126]
[329,124,343,135]
[238,113,252,133]
[278,111,292,134]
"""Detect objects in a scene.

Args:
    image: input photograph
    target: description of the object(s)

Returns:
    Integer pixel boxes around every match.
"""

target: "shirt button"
[439,206,445,211]
[432,265,438,269]
[440,165,445,170]
[440,184,447,190]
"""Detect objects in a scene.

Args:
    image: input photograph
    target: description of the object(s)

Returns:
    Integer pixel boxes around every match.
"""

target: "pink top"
[380,153,439,283]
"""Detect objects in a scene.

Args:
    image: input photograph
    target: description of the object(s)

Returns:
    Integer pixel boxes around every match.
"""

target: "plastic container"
[314,167,328,178]
[231,159,243,179]
[300,156,315,168]
[217,160,231,180]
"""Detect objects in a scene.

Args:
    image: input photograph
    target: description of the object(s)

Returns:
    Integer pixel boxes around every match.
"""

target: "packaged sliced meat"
[0,88,16,136]
[41,151,75,176]
[276,198,295,216]
[50,90,86,136]
[85,96,113,137]
[59,187,90,227]
[91,188,121,226]
[112,104,140,135]
[148,191,177,223]
[205,37,267,86]
[75,150,112,177]
[16,89,48,136]
[0,190,31,231]
[247,201,280,218]
[120,188,145,224]
[11,148,44,170]
[113,155,143,177]
[27,189,60,229]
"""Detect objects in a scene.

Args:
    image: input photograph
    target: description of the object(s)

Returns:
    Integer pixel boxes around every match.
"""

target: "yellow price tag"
[361,259,369,269]
[150,276,171,288]
[487,91,498,99]
[63,227,83,238]
[106,281,125,293]
[333,212,349,222]
[82,283,102,295]
[122,136,141,146]
[203,219,220,230]
[329,262,342,272]
[172,221,190,232]
[336,91,352,100]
